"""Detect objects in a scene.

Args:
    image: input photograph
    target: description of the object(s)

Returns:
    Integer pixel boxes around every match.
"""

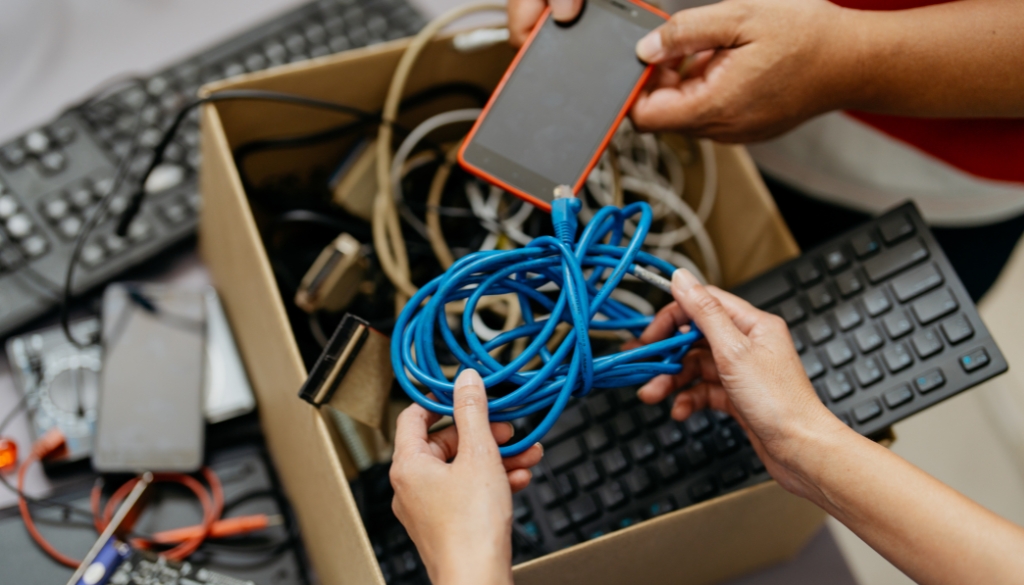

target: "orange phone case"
[458,1,668,212]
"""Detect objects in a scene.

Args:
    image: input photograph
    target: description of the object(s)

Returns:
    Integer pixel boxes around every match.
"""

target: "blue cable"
[391,197,702,456]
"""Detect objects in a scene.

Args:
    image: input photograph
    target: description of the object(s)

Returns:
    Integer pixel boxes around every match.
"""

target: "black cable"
[59,90,152,348]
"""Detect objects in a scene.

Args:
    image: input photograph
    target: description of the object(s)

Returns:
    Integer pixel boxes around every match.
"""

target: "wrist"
[771,405,865,506]
[427,548,513,585]
[817,4,878,113]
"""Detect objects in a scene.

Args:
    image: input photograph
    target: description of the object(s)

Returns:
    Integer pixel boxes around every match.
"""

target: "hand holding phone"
[460,0,666,210]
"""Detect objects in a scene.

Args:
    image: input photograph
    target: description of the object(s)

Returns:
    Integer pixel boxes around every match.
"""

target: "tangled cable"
[392,197,702,456]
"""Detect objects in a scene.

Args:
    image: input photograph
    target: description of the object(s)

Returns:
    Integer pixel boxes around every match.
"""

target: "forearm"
[788,421,1024,585]
[842,0,1024,117]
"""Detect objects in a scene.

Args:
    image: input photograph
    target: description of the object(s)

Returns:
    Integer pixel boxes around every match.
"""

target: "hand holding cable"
[393,196,702,456]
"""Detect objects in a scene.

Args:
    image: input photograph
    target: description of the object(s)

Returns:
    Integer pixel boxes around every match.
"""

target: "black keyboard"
[359,202,1008,584]
[733,202,1007,435]
[0,0,425,337]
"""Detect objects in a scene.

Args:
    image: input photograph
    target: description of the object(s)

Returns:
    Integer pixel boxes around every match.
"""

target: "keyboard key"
[910,329,943,359]
[891,263,943,302]
[545,405,587,444]
[863,238,928,283]
[883,384,914,408]
[654,423,685,449]
[801,352,825,379]
[853,324,884,354]
[792,331,806,354]
[825,338,854,367]
[794,260,822,286]
[960,348,990,373]
[44,198,70,221]
[584,392,613,420]
[853,357,884,387]
[39,151,67,174]
[744,273,793,308]
[569,495,601,524]
[600,448,629,476]
[914,369,945,393]
[852,400,882,424]
[58,216,82,239]
[655,454,682,481]
[627,437,657,463]
[682,441,709,468]
[646,498,676,518]
[684,411,710,435]
[834,304,862,331]
[549,509,573,535]
[50,121,76,145]
[882,342,913,373]
[850,230,881,258]
[20,235,48,258]
[0,194,19,219]
[538,475,574,508]
[713,426,741,455]
[583,426,612,453]
[911,288,958,325]
[546,438,585,472]
[24,130,51,155]
[806,284,835,311]
[776,298,807,325]
[824,372,854,401]
[750,455,767,474]
[623,468,654,497]
[637,403,668,427]
[6,213,33,239]
[862,288,892,317]
[572,462,602,490]
[879,213,915,244]
[719,464,747,487]
[806,317,834,345]
[835,270,863,297]
[611,412,639,440]
[1,143,27,167]
[513,496,532,521]
[823,248,849,273]
[612,386,639,407]
[69,187,94,210]
[882,310,914,339]
[688,478,717,502]
[103,234,127,255]
[597,482,628,510]
[941,314,974,345]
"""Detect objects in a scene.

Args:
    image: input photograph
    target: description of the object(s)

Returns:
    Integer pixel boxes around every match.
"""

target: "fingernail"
[636,31,665,62]
[536,443,544,454]
[454,368,483,390]
[506,422,515,437]
[550,0,575,21]
[672,269,699,295]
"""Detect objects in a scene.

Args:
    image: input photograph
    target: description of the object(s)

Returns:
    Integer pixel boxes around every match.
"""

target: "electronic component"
[733,202,1007,435]
[6,319,102,464]
[459,0,665,208]
[94,284,206,472]
[6,287,253,465]
[295,233,366,313]
[329,138,377,221]
[68,474,151,585]
[0,0,425,337]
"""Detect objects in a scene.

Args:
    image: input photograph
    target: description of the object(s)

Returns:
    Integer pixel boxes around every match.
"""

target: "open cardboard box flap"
[199,30,823,585]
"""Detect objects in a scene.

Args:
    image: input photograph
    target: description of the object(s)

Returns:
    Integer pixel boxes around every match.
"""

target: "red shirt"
[832,0,1024,184]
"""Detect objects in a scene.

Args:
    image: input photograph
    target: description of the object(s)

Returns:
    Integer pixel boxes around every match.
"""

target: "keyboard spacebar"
[863,238,929,283]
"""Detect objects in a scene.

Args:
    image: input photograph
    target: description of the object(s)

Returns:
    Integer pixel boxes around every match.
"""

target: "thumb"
[452,369,498,459]
[637,4,743,63]
[671,269,750,361]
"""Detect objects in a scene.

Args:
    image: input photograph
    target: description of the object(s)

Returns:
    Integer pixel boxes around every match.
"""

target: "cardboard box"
[198,32,824,585]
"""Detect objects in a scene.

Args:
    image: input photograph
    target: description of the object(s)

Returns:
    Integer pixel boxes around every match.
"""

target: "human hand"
[631,0,866,142]
[634,269,851,499]
[507,0,583,46]
[390,369,544,585]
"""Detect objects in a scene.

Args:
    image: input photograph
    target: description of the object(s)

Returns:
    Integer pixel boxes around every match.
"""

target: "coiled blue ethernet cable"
[391,195,702,456]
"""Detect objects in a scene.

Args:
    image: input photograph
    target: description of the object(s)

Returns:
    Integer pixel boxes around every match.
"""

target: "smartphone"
[459,0,666,210]
[93,284,206,473]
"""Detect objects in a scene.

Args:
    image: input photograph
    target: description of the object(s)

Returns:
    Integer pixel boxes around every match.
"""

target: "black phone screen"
[463,0,663,203]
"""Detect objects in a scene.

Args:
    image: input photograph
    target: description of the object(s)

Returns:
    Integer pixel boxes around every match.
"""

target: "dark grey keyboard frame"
[0,0,424,337]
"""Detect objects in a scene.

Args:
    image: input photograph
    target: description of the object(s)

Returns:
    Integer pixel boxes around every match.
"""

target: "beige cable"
[374,2,507,311]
